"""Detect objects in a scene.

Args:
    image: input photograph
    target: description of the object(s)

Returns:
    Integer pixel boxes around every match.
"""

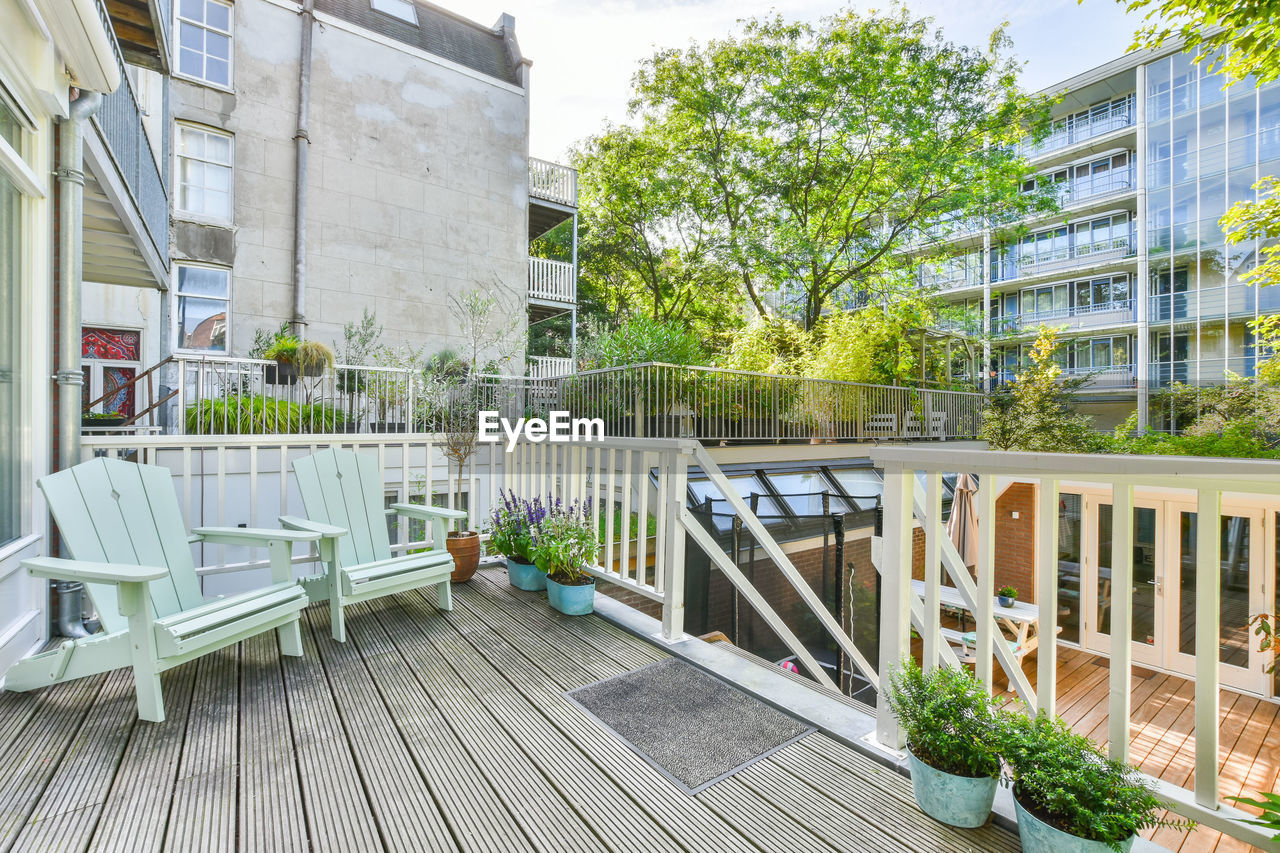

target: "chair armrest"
[391,503,468,522]
[278,516,348,538]
[22,556,168,584]
[192,526,322,546]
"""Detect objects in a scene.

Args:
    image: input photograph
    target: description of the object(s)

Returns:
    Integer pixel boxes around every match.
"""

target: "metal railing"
[93,0,168,262]
[1148,357,1264,388]
[871,446,1280,850]
[1150,284,1280,324]
[528,256,575,303]
[992,299,1136,335]
[163,357,985,441]
[992,364,1136,390]
[992,236,1136,283]
[1017,96,1136,159]
[1053,169,1136,207]
[529,158,577,207]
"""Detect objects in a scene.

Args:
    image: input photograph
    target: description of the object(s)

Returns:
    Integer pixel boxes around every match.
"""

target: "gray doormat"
[566,658,814,793]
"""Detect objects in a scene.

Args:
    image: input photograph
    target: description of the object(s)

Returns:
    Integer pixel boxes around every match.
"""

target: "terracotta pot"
[446,531,480,583]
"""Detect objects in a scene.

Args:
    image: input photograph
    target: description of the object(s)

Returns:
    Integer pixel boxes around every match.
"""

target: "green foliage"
[487,490,541,564]
[185,396,344,434]
[1001,712,1192,847]
[719,316,813,376]
[249,322,293,359]
[1226,791,1280,841]
[806,299,949,386]
[295,341,334,374]
[82,410,124,421]
[1125,377,1280,458]
[979,326,1101,452]
[1108,415,1280,459]
[263,336,301,362]
[998,586,1018,600]
[579,316,709,369]
[577,7,1051,329]
[530,501,597,584]
[1120,0,1280,86]
[883,659,1001,778]
[1254,315,1280,385]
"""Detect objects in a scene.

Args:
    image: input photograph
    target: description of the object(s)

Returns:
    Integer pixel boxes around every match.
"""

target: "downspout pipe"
[291,0,315,336]
[55,87,102,639]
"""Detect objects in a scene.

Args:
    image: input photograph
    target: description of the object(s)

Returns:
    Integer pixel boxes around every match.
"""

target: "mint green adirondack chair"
[5,457,321,722]
[282,448,466,642]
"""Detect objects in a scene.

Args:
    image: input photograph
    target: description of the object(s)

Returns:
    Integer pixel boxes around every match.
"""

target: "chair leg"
[278,618,304,657]
[437,581,453,612]
[330,595,347,643]
[133,669,165,723]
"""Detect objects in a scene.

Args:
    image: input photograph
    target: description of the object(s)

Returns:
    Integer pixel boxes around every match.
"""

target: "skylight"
[370,0,417,25]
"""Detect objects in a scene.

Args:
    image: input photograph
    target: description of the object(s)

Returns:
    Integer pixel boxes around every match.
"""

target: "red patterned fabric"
[82,327,140,361]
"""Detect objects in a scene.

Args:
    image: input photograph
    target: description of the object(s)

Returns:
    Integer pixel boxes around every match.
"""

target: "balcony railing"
[1150,284,1280,324]
[992,236,1135,283]
[93,0,169,262]
[993,364,1135,390]
[1017,96,1136,159]
[163,358,984,441]
[916,265,983,292]
[1148,357,1263,388]
[992,299,1136,336]
[1052,169,1136,207]
[527,355,573,378]
[529,158,577,207]
[528,257,576,304]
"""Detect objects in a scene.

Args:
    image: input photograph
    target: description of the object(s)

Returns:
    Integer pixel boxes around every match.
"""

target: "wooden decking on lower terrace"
[0,568,1016,853]
[997,646,1280,853]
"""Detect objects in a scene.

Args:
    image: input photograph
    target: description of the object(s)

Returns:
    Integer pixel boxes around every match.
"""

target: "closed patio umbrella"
[947,473,979,570]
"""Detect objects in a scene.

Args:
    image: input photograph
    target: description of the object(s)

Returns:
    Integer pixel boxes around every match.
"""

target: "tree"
[806,296,950,387]
[578,7,1052,329]
[1118,0,1280,86]
[979,326,1099,452]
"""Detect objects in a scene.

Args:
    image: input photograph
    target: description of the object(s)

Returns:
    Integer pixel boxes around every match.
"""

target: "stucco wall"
[169,0,529,366]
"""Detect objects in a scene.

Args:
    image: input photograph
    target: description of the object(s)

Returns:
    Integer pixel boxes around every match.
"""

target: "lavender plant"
[487,490,548,564]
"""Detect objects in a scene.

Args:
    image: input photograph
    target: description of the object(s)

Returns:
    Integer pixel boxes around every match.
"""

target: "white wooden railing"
[528,256,576,303]
[529,158,577,207]
[870,446,1280,850]
[528,356,573,378]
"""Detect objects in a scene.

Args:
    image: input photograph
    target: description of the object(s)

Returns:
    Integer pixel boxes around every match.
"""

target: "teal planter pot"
[1014,795,1135,853]
[906,750,997,828]
[506,558,546,591]
[547,577,595,616]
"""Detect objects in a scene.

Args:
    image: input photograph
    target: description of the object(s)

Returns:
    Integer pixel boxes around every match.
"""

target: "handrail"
[83,355,174,413]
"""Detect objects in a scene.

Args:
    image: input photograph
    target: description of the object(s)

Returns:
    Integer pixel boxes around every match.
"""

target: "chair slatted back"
[293,449,394,567]
[37,458,204,633]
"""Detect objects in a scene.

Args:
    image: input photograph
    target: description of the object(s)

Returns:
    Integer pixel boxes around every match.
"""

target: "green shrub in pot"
[1001,711,1193,851]
[884,659,1001,828]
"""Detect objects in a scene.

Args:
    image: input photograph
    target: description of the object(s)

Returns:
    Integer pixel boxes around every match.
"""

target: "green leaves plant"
[884,659,1002,779]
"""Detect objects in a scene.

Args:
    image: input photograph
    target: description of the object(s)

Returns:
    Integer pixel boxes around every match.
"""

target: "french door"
[1072,493,1271,694]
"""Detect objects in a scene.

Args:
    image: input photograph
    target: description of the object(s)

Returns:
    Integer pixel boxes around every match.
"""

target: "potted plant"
[998,585,1019,608]
[531,498,597,616]
[1001,711,1193,852]
[488,490,547,591]
[294,340,335,377]
[439,378,483,582]
[884,659,1002,828]
[82,410,127,428]
[264,335,302,385]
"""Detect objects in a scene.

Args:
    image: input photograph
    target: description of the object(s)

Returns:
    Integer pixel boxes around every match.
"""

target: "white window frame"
[174,122,234,225]
[81,326,144,415]
[172,262,231,354]
[370,0,418,25]
[174,0,234,91]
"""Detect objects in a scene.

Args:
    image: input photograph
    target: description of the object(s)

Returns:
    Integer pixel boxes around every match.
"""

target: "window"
[176,0,232,88]
[0,102,20,546]
[174,265,229,352]
[81,329,142,418]
[175,124,232,222]
[371,0,417,24]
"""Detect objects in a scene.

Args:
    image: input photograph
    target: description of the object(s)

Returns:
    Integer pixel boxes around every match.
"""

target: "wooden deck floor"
[997,646,1280,853]
[0,568,1017,853]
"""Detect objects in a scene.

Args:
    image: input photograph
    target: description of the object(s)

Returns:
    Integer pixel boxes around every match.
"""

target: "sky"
[446,0,1154,161]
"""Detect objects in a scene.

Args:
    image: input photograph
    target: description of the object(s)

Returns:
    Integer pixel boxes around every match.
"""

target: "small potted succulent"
[530,498,597,616]
[885,659,1002,828]
[998,585,1019,608]
[1001,711,1193,851]
[488,490,547,591]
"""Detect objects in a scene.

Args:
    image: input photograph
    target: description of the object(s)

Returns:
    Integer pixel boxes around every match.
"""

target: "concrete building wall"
[169,0,529,366]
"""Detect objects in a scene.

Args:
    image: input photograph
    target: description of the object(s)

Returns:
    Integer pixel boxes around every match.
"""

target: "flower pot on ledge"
[506,558,546,591]
[446,531,480,583]
[546,575,595,616]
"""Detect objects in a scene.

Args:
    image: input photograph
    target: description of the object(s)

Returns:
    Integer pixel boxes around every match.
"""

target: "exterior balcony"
[993,363,1136,392]
[82,0,170,290]
[527,256,576,321]
[992,300,1137,338]
[1150,284,1280,325]
[1148,356,1264,388]
[991,236,1137,286]
[103,0,171,71]
[1016,96,1136,163]
[528,157,577,241]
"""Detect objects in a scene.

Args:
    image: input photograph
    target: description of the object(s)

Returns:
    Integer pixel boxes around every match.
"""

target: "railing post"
[1108,480,1134,763]
[661,446,689,640]
[1195,487,1221,808]
[1036,476,1060,716]
[974,474,997,691]
[876,461,914,748]
[922,470,942,672]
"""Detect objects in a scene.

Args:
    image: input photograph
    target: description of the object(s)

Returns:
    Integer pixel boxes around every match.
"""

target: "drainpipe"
[54,87,102,639]
[291,0,315,336]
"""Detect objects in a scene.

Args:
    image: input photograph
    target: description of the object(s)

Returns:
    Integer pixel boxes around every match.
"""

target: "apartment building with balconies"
[915,47,1280,429]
